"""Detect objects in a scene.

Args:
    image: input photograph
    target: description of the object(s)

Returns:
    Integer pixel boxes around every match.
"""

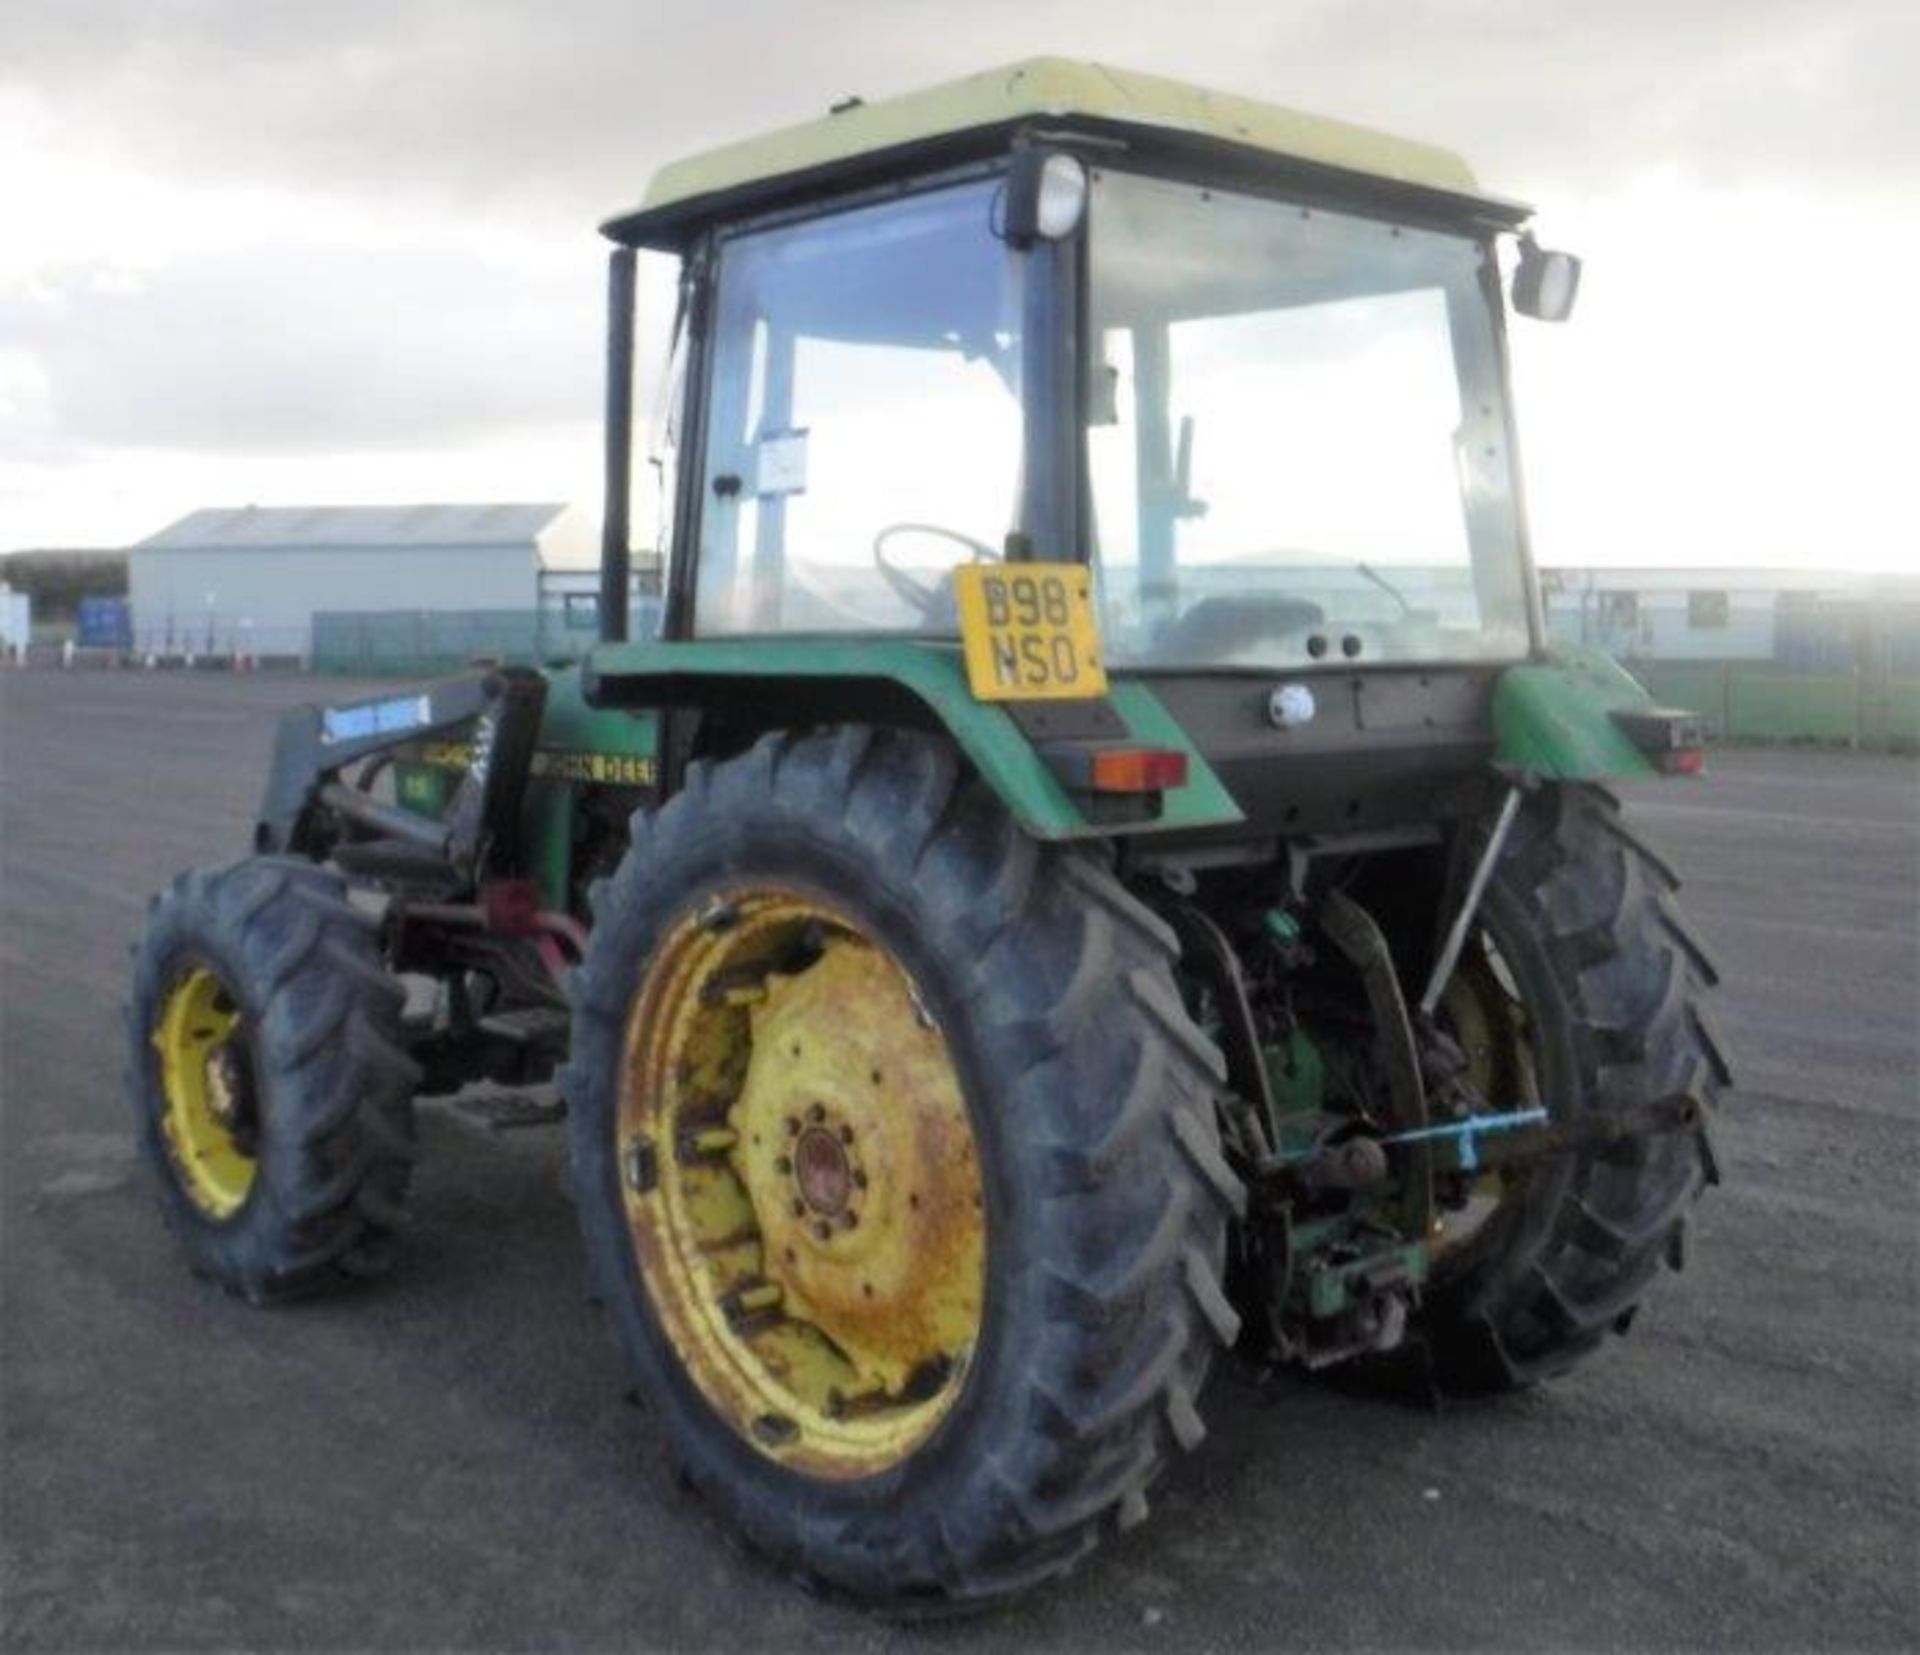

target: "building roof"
[135,504,570,553]
[608,57,1507,247]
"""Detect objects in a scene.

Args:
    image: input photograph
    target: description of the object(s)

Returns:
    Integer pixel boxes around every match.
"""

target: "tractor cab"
[586,58,1654,843]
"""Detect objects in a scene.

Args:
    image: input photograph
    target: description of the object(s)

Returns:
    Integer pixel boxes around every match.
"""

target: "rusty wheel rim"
[617,886,985,1479]
[1429,932,1539,1271]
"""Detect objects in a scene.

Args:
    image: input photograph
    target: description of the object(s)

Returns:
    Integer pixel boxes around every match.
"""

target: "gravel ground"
[2,670,1915,1653]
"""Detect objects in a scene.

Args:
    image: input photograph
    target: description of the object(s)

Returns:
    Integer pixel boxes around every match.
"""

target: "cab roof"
[603,57,1526,248]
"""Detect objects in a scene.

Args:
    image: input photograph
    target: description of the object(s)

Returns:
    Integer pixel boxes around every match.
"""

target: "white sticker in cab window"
[755,428,809,497]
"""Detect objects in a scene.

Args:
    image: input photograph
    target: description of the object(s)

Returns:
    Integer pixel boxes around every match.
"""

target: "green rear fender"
[1493,645,1664,780]
[581,638,1243,841]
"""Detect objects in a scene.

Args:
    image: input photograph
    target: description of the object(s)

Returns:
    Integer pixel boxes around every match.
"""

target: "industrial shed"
[127,503,593,662]
[1542,566,1920,666]
[1542,566,1920,749]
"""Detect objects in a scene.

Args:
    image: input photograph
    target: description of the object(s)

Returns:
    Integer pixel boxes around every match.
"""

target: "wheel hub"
[728,938,982,1396]
[618,887,986,1478]
[792,1121,855,1218]
[152,964,258,1220]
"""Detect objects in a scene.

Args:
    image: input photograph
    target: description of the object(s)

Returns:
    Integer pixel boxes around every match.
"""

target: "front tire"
[126,858,420,1301]
[565,728,1244,1608]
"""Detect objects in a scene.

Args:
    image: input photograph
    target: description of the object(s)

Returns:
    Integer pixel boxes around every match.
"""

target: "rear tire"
[1418,783,1729,1392]
[126,857,420,1301]
[565,727,1244,1608]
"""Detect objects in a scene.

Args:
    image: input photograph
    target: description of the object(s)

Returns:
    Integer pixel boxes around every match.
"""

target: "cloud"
[6,0,1913,212]
[16,238,600,452]
[1,0,1913,557]
[1258,0,1916,194]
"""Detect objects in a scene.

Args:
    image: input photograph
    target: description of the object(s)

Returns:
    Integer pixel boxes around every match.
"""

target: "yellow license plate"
[953,563,1107,702]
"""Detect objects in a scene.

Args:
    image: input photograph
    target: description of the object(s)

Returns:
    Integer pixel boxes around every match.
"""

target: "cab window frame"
[663,159,1030,644]
[656,130,1545,666]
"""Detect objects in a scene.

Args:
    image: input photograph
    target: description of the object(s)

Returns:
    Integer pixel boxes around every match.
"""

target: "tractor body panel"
[347,638,1673,900]
[580,638,1243,839]
[572,643,1672,854]
[387,666,660,908]
[1492,645,1665,779]
[1140,667,1499,844]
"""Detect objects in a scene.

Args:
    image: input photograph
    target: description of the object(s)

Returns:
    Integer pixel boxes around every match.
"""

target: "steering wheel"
[872,523,1001,618]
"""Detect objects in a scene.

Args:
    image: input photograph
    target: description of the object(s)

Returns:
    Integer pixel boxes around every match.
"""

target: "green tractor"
[127,60,1726,1608]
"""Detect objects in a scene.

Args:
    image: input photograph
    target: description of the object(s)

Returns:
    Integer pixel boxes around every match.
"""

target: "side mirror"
[1512,234,1582,322]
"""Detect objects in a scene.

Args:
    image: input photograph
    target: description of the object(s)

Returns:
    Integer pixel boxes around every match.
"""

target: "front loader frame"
[253,670,643,1105]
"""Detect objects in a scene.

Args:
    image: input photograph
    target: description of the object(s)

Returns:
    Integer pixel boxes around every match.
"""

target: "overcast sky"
[2,0,1915,569]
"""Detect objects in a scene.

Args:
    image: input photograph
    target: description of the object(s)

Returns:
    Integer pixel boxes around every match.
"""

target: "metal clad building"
[128,503,593,660]
[1542,566,1920,665]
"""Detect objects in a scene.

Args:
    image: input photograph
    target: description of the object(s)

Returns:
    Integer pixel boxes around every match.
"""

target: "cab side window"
[694,180,1023,636]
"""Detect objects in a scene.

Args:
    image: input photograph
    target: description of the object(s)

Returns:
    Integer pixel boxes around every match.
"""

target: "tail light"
[1039,741,1189,795]
[1087,746,1188,793]
[1612,707,1708,775]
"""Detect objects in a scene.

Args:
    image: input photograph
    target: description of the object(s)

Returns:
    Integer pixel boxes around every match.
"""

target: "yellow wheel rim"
[152,965,258,1220]
[619,887,986,1480]
[1430,935,1537,1268]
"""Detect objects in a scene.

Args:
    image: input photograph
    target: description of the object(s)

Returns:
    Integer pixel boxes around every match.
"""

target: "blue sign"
[321,693,433,745]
